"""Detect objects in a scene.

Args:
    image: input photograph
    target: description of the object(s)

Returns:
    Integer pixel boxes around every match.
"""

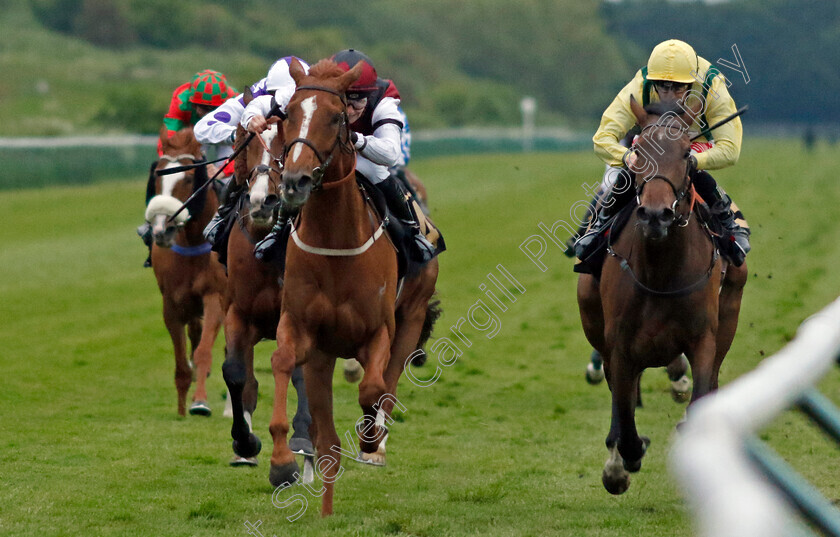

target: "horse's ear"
[629,94,648,126]
[159,125,168,144]
[337,62,363,92]
[289,57,307,85]
[234,125,249,185]
[243,86,253,106]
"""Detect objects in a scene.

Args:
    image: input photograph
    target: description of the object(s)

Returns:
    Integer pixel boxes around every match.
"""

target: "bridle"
[607,122,719,297]
[282,85,355,190]
[633,123,695,228]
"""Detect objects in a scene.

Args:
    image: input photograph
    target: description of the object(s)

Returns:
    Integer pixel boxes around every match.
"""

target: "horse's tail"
[417,294,442,351]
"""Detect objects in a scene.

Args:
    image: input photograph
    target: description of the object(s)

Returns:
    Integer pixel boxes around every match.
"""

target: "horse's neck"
[630,218,710,288]
[179,192,216,246]
[298,167,368,248]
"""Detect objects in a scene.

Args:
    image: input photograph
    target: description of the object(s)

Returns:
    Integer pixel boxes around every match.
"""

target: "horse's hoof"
[622,436,651,473]
[343,359,363,383]
[670,375,692,403]
[359,451,386,466]
[269,461,301,487]
[232,433,262,459]
[189,401,212,416]
[230,455,258,467]
[602,445,630,495]
[289,437,315,457]
[586,361,605,385]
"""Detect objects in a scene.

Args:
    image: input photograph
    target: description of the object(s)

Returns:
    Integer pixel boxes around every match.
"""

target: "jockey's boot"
[564,196,598,257]
[203,181,244,244]
[573,180,635,259]
[707,187,750,266]
[253,213,294,266]
[692,170,750,266]
[378,176,435,263]
[136,222,153,267]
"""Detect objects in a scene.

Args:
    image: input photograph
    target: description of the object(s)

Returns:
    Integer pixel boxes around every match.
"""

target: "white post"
[520,96,536,152]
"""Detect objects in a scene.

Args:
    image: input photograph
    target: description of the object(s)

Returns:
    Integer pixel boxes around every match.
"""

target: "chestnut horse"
[145,127,227,416]
[266,58,439,516]
[577,97,747,494]
[221,117,313,475]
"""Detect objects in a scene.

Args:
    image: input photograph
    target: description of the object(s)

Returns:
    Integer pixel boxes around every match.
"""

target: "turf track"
[1,141,838,536]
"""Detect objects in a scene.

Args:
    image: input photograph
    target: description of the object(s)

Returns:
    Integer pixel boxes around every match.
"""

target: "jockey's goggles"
[653,81,691,93]
[347,96,368,110]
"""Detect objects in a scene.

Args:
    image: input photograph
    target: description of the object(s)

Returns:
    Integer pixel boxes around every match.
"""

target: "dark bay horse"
[266,58,440,516]
[220,117,313,476]
[145,126,227,416]
[577,97,747,494]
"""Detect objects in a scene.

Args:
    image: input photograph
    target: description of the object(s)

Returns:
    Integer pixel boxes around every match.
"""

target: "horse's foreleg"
[304,352,339,517]
[714,262,747,389]
[163,300,190,416]
[610,358,648,472]
[686,332,717,403]
[189,293,223,413]
[290,366,313,451]
[268,313,310,488]
[357,325,392,455]
[222,308,261,460]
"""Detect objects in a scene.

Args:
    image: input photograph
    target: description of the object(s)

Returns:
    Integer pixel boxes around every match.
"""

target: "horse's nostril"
[660,208,675,224]
[297,177,309,190]
[264,195,279,208]
[637,206,650,223]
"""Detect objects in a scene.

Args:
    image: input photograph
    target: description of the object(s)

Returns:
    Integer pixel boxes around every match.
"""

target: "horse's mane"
[308,59,346,80]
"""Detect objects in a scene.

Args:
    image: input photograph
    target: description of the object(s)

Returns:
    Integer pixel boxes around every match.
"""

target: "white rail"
[671,296,840,537]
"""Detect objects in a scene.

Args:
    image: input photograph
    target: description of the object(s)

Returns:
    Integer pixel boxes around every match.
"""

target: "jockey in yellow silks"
[575,39,750,268]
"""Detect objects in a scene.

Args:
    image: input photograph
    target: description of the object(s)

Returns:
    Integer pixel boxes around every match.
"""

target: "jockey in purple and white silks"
[198,57,310,245]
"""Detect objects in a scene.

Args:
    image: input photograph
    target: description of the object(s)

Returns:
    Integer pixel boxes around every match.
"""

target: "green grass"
[1,141,839,536]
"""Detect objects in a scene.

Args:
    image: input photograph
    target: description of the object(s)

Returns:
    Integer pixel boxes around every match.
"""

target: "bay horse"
[145,126,227,416]
[577,97,747,494]
[220,112,313,476]
[266,58,440,516]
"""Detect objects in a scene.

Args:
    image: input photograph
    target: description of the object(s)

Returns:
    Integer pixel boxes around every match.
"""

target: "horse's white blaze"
[250,175,269,206]
[292,96,317,163]
[260,125,277,166]
[161,164,185,197]
[251,126,278,207]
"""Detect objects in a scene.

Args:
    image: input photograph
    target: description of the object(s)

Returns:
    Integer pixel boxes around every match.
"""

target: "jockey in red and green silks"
[138,70,238,268]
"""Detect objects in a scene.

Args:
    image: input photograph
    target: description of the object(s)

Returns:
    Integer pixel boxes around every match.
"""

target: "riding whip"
[690,105,749,141]
[166,99,283,224]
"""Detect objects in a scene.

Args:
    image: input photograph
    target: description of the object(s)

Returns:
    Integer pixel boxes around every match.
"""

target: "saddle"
[355,174,446,280]
[573,202,636,279]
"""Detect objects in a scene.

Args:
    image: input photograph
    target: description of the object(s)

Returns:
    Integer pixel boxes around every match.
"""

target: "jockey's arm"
[353,97,402,167]
[240,85,295,133]
[593,73,644,168]
[195,95,246,145]
[693,75,742,171]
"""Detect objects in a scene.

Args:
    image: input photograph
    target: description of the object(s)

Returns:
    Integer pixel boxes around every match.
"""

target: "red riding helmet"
[188,69,231,107]
[331,49,378,98]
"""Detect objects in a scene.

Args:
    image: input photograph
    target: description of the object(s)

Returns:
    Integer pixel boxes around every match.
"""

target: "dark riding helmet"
[331,49,378,99]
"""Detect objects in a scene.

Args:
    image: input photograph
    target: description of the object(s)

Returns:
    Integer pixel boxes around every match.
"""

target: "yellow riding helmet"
[646,39,698,84]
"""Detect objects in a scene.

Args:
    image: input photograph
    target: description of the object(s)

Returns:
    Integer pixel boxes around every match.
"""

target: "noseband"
[283,85,355,189]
